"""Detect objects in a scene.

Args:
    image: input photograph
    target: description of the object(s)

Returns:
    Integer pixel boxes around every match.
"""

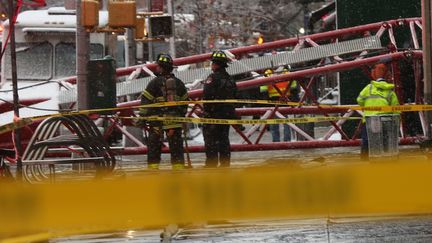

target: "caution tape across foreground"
[0,99,303,135]
[2,99,432,135]
[127,115,361,125]
[345,104,432,112]
[1,161,432,241]
[0,118,33,135]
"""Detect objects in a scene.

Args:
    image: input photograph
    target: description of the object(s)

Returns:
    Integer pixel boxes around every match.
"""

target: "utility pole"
[167,0,176,58]
[8,0,23,181]
[147,0,154,61]
[101,0,108,10]
[125,28,137,66]
[422,0,432,139]
[76,0,90,110]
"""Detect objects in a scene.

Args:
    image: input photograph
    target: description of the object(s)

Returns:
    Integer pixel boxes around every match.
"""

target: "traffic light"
[135,16,146,39]
[81,0,99,28]
[148,15,172,38]
[108,0,136,28]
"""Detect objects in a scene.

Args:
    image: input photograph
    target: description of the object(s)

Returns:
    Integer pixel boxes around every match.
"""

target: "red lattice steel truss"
[1,18,426,157]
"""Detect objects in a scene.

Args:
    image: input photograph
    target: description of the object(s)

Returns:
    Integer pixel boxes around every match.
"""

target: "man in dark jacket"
[203,50,237,167]
[138,53,189,170]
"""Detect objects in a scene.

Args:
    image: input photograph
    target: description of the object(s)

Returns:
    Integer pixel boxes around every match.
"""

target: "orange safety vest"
[266,80,298,98]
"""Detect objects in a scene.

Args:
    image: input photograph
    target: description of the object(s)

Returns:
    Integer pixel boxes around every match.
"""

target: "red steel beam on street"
[44,137,416,158]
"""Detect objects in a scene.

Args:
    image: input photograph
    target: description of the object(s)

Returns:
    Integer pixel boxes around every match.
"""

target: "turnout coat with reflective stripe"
[139,74,188,129]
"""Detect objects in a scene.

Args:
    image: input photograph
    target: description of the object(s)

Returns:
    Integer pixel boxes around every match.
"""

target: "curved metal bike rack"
[22,114,115,183]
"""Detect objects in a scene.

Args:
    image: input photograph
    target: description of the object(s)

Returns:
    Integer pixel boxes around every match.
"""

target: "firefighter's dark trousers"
[147,126,184,166]
[203,124,231,167]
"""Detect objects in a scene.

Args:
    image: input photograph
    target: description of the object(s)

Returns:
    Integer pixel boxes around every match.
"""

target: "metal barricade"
[366,115,400,157]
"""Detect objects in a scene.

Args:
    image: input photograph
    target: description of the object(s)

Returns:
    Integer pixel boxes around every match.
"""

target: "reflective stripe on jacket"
[139,74,188,129]
[356,80,399,117]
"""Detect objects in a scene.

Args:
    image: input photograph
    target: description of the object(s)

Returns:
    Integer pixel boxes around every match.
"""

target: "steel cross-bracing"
[1,18,425,157]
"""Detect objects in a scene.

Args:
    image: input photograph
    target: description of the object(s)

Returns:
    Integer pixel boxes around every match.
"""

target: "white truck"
[0,7,121,125]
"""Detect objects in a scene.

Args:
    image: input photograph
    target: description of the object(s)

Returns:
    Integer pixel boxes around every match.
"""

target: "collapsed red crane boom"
[3,18,426,155]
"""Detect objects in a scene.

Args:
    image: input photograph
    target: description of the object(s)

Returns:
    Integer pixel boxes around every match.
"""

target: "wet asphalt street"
[47,144,432,243]
[54,216,432,242]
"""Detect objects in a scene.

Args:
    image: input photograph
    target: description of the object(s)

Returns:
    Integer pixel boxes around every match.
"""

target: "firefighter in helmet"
[203,50,237,167]
[138,53,189,170]
[264,69,273,77]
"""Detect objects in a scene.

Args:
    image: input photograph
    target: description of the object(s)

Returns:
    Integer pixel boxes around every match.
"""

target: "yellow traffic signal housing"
[108,0,136,28]
[81,0,99,28]
[135,16,145,39]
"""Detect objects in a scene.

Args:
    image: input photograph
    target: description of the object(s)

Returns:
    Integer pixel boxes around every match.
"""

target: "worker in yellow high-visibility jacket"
[356,63,399,159]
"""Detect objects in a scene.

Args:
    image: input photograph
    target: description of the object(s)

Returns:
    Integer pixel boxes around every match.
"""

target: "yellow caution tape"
[1,161,432,239]
[79,99,307,114]
[0,114,357,136]
[0,118,33,135]
[0,99,303,135]
[128,115,361,125]
[2,99,432,136]
[346,104,432,112]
